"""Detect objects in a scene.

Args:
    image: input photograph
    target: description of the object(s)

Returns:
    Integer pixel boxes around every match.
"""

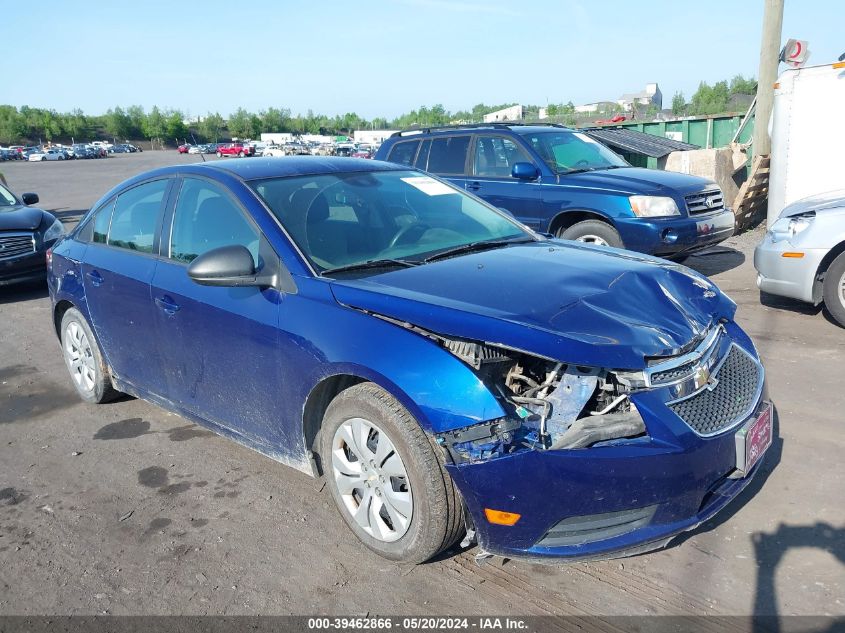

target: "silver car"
[754,191,845,326]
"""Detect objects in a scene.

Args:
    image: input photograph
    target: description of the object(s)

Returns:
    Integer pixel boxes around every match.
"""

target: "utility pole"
[752,0,784,157]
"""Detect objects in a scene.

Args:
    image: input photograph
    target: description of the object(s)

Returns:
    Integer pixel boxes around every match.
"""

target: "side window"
[86,200,114,244]
[415,139,431,170]
[387,140,420,166]
[427,135,470,175]
[473,136,532,178]
[107,180,168,252]
[170,178,259,265]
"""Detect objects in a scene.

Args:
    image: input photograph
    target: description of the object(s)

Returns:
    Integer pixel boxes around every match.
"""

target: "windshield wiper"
[321,258,420,276]
[423,236,534,263]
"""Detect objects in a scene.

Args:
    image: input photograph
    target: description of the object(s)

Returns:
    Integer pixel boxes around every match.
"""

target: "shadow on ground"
[683,247,746,276]
[0,280,48,304]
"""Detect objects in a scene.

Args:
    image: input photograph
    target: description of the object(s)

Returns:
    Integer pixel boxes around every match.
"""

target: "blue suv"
[376,124,735,257]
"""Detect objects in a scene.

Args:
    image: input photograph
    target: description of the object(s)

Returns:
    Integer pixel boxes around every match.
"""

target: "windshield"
[0,184,17,207]
[521,131,628,173]
[249,170,533,273]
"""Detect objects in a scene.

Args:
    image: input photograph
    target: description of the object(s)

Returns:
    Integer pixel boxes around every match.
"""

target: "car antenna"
[191,133,206,163]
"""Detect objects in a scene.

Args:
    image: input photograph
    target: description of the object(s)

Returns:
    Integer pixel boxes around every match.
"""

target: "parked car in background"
[48,157,771,564]
[188,145,203,154]
[178,144,191,154]
[216,142,255,157]
[111,144,132,154]
[376,123,735,259]
[29,148,66,161]
[261,144,285,157]
[0,182,63,285]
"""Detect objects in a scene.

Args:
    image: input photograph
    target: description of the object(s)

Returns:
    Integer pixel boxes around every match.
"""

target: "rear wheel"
[822,251,845,327]
[216,151,222,158]
[321,383,463,563]
[60,308,120,404]
[558,219,623,248]
[238,151,245,157]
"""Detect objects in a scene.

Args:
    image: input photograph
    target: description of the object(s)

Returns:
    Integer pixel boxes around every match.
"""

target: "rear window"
[387,140,419,166]
[427,136,470,175]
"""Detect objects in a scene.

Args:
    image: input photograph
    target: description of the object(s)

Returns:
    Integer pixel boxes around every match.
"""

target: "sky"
[1,0,842,119]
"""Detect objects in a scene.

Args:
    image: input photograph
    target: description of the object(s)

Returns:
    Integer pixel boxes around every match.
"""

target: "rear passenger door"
[81,178,171,392]
[465,135,542,227]
[418,135,471,191]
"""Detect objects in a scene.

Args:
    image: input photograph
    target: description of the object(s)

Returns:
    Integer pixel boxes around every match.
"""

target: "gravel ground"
[0,153,842,618]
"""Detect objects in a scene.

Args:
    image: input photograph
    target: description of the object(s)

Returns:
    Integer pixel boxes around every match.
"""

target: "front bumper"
[445,330,769,560]
[753,233,826,304]
[0,249,48,286]
[615,209,735,257]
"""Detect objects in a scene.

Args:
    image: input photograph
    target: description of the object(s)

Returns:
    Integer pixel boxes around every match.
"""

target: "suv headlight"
[629,195,680,218]
[43,218,65,242]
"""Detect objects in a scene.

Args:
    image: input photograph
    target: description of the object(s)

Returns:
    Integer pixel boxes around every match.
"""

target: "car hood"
[779,190,845,218]
[0,206,48,231]
[329,242,736,370]
[558,167,713,197]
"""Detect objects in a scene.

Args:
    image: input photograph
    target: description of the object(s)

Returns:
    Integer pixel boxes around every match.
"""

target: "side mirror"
[187,245,273,287]
[21,193,39,205]
[511,162,539,181]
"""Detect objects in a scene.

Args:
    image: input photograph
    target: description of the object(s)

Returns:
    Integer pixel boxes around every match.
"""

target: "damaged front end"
[433,337,647,464]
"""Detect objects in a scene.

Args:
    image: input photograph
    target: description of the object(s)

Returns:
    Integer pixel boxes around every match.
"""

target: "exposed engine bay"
[436,338,646,464]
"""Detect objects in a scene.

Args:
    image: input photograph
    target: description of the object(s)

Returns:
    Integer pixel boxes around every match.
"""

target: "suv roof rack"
[391,122,570,137]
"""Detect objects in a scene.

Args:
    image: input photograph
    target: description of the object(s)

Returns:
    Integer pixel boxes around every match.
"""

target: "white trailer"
[768,61,845,225]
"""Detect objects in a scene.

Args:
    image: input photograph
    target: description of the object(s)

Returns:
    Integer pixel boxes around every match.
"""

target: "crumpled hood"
[330,242,736,369]
[558,167,714,196]
[0,206,47,231]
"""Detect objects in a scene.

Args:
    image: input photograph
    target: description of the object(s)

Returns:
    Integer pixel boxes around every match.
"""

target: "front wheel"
[60,308,120,403]
[321,383,463,563]
[216,151,222,158]
[238,151,245,157]
[822,251,845,327]
[558,219,623,248]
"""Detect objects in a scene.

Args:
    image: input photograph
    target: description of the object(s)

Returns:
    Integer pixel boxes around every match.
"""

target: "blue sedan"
[47,157,772,563]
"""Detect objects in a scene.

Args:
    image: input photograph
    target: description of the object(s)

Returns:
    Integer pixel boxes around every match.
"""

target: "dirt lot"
[0,153,842,617]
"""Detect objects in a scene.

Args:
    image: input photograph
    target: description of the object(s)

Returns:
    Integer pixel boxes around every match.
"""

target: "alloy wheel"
[331,417,413,542]
[64,321,96,391]
[839,270,845,309]
[576,234,610,246]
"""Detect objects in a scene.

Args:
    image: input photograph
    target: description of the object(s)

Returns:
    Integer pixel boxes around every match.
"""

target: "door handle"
[466,181,481,191]
[154,296,181,315]
[86,270,103,287]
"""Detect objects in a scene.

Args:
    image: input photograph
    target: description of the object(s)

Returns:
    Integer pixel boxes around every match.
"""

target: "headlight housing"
[42,218,65,242]
[629,195,680,218]
[769,212,814,241]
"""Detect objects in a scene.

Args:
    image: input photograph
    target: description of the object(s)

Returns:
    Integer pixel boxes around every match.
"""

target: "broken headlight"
[436,338,647,463]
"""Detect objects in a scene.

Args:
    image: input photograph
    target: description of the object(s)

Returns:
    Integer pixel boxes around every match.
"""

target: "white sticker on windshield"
[401,176,456,196]
[573,132,599,144]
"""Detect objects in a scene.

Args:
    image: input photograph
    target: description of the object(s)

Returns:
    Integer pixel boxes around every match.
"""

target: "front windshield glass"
[0,185,17,207]
[250,170,532,273]
[521,131,628,173]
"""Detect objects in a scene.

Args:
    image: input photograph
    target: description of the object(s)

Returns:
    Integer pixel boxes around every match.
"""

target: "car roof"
[193,156,405,180]
[390,123,573,140]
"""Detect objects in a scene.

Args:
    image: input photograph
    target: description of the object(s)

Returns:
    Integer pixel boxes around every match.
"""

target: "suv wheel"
[321,383,463,563]
[822,251,845,327]
[238,151,245,157]
[60,308,120,404]
[216,151,222,158]
[559,219,623,248]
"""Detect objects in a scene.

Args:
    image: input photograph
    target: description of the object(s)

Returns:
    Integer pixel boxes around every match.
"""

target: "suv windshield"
[521,131,628,174]
[250,170,533,274]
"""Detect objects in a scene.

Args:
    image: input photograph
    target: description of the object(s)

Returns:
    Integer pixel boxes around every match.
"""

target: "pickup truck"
[216,143,255,158]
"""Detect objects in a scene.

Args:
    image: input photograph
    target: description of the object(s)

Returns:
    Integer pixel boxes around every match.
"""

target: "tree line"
[0,77,757,146]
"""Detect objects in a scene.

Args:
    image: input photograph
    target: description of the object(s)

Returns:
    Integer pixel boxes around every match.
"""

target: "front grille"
[685,188,725,215]
[0,232,35,260]
[668,345,762,436]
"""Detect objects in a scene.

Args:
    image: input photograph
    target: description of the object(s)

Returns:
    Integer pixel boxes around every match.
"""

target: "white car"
[262,145,285,157]
[187,146,203,154]
[754,191,845,327]
[28,149,66,162]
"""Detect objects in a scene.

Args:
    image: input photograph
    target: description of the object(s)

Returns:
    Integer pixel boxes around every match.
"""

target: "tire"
[238,151,244,157]
[822,251,845,327]
[320,382,463,563]
[60,308,120,404]
[558,219,623,248]
[216,151,222,158]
